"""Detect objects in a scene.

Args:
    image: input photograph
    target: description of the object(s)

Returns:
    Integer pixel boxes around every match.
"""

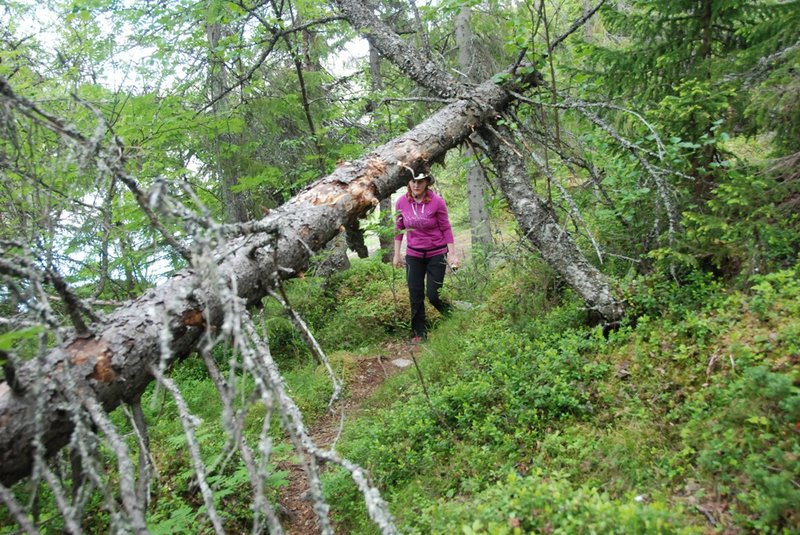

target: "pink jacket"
[394,191,454,258]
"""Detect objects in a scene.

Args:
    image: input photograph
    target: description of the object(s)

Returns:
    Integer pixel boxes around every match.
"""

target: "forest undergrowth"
[121,249,798,534]
[3,247,797,534]
[0,246,800,534]
[299,252,799,534]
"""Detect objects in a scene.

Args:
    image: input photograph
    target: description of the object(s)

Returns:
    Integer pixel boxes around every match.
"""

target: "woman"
[393,171,459,342]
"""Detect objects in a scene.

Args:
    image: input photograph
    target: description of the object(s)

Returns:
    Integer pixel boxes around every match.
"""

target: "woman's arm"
[393,199,406,268]
[393,238,404,268]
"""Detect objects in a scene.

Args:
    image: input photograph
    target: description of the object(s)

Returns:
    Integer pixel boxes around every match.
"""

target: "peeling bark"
[0,71,537,486]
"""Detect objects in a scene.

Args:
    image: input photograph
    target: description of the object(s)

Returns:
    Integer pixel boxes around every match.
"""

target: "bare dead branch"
[548,0,607,53]
[45,267,93,337]
[268,286,343,408]
[0,80,193,261]
[241,314,399,534]
[0,482,37,534]
[125,397,153,508]
[149,365,225,534]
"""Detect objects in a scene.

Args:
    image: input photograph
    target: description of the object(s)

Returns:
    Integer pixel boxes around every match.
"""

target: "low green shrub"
[260,255,409,356]
[674,365,799,532]
[324,262,800,534]
[408,470,702,534]
[324,292,618,532]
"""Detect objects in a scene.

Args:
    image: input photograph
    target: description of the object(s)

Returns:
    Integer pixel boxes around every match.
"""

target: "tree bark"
[333,0,460,98]
[206,18,250,223]
[582,0,603,43]
[315,231,352,277]
[369,43,395,262]
[483,124,624,321]
[0,70,537,486]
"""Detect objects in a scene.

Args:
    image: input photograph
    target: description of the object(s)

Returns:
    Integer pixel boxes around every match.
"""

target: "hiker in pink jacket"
[393,171,460,342]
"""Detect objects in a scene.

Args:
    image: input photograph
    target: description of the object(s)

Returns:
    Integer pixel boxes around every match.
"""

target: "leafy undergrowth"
[4,255,796,534]
[261,255,420,360]
[320,257,800,534]
[3,257,414,534]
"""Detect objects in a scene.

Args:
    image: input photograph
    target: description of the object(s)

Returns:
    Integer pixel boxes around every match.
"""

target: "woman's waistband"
[407,244,447,258]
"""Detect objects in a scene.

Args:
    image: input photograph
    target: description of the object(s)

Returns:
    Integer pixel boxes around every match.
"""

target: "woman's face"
[409,179,428,196]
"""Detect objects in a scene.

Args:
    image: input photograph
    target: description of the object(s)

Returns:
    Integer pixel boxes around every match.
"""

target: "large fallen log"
[334,0,625,322]
[0,70,537,486]
[484,124,625,321]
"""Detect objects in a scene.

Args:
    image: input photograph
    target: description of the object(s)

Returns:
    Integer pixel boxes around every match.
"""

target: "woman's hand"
[448,248,460,270]
[393,254,405,269]
[449,256,460,270]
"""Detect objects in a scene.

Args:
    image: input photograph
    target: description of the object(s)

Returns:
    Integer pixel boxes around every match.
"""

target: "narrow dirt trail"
[277,227,473,532]
[278,340,420,534]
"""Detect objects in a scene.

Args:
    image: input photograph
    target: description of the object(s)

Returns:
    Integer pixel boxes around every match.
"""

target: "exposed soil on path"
[279,227,473,532]
[278,339,421,534]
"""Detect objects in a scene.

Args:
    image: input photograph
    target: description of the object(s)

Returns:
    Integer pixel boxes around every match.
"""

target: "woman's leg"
[425,254,451,316]
[405,255,427,337]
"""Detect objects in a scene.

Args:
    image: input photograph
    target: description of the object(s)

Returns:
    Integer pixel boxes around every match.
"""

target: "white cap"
[411,172,434,185]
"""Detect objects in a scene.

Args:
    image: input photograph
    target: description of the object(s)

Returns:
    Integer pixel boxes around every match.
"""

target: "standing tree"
[454,6,494,249]
[205,2,251,223]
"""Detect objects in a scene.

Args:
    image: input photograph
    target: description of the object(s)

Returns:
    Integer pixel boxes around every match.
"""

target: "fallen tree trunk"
[334,0,624,322]
[0,70,537,486]
[484,125,625,320]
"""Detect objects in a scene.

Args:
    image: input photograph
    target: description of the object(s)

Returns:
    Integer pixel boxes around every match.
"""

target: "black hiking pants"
[406,253,451,338]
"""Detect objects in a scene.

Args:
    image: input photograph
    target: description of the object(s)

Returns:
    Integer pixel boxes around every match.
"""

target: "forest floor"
[278,339,422,534]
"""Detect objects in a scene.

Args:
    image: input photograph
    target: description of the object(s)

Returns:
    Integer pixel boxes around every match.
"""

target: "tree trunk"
[465,160,492,247]
[335,0,624,321]
[206,19,250,223]
[378,197,393,263]
[455,6,493,249]
[483,124,624,321]
[0,70,538,486]
[314,231,352,277]
[333,0,459,98]
[582,0,602,42]
[369,43,395,262]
